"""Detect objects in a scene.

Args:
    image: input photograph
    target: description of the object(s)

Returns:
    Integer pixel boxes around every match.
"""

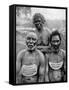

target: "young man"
[45,30,66,82]
[33,13,51,46]
[16,32,45,84]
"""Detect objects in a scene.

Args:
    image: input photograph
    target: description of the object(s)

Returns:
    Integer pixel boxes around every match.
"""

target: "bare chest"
[49,53,63,63]
[22,52,39,65]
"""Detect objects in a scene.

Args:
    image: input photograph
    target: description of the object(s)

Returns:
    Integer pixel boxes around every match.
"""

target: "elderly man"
[16,32,45,84]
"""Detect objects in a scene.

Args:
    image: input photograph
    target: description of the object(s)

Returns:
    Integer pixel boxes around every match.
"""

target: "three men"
[16,32,45,84]
[16,13,66,83]
[45,30,66,82]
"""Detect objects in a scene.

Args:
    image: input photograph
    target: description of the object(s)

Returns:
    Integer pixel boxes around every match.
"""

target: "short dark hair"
[49,30,61,43]
[33,13,46,24]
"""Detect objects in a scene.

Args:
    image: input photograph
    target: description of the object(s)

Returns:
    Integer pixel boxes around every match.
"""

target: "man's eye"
[52,40,59,43]
[35,21,41,24]
[56,40,59,42]
[32,38,36,41]
[27,37,31,40]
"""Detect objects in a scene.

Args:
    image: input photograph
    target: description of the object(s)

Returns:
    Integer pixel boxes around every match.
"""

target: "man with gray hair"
[16,32,45,84]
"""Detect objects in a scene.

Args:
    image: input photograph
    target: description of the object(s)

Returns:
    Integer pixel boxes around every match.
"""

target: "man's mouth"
[28,44,34,48]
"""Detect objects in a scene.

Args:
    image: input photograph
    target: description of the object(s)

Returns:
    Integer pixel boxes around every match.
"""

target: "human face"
[34,17,43,31]
[26,33,37,51]
[51,35,61,50]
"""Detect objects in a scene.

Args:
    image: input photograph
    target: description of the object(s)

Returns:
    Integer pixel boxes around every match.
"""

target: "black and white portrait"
[16,6,67,84]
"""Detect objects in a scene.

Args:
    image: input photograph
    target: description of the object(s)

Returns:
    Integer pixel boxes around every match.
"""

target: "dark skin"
[45,35,66,82]
[34,18,43,32]
[16,33,45,84]
[34,16,50,46]
[16,49,45,83]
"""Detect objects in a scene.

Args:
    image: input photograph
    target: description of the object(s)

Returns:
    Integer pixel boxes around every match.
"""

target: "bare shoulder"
[36,49,45,62]
[36,49,44,56]
[17,49,27,59]
[60,49,66,56]
[44,27,51,34]
[45,53,49,58]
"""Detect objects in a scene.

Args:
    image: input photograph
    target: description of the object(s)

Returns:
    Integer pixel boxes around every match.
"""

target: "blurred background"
[16,6,66,55]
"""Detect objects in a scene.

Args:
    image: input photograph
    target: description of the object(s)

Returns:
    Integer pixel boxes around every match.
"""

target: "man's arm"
[16,50,25,83]
[38,51,45,82]
[43,28,51,46]
[45,54,49,82]
[16,52,22,74]
[63,50,66,81]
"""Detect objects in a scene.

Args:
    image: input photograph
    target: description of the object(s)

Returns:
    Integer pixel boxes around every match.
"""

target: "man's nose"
[38,23,41,26]
[54,42,58,45]
[30,39,33,43]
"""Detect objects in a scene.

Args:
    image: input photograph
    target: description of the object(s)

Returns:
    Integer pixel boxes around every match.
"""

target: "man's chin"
[28,46,34,50]
[36,26,42,30]
[28,48,35,51]
[53,48,59,53]
[37,27,42,30]
[28,45,34,48]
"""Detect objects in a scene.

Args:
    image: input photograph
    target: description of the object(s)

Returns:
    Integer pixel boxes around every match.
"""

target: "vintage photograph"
[16,6,67,84]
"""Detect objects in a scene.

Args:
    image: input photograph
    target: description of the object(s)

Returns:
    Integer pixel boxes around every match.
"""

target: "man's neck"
[37,27,43,33]
[28,49,36,53]
[52,47,60,54]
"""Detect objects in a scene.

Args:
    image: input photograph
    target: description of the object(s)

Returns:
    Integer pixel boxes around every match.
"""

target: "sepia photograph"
[16,5,67,84]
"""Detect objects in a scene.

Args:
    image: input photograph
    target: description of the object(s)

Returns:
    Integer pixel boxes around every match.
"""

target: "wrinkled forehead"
[26,32,38,40]
[51,35,60,41]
